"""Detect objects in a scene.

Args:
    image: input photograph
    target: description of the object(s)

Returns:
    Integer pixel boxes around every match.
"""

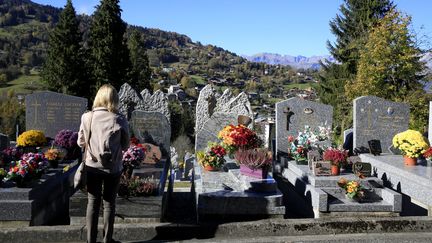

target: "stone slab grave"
[0,160,78,227]
[353,96,409,151]
[275,98,333,157]
[70,110,171,224]
[25,91,87,138]
[281,160,401,218]
[359,154,432,216]
[193,157,284,222]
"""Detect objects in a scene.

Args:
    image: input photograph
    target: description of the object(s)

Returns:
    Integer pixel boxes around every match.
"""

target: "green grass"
[190,75,206,85]
[283,82,317,90]
[0,74,45,97]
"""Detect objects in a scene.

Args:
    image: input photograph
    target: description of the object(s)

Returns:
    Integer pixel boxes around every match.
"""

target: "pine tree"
[328,0,393,73]
[41,0,88,98]
[318,0,394,141]
[88,0,130,93]
[345,9,427,130]
[127,30,152,91]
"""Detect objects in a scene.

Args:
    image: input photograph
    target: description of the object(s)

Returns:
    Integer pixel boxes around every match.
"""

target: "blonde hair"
[92,84,119,113]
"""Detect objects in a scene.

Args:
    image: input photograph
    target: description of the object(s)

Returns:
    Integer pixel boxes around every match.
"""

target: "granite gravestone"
[195,85,253,133]
[275,97,333,155]
[195,112,239,152]
[0,133,9,150]
[25,91,87,138]
[130,111,171,155]
[353,96,409,150]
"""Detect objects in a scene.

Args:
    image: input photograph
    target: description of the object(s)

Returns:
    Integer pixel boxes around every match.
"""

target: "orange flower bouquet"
[217,124,261,155]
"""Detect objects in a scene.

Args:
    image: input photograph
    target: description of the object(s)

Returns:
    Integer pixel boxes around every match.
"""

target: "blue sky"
[33,0,432,57]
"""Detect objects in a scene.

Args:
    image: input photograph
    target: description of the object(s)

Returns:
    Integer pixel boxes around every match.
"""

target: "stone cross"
[283,107,294,131]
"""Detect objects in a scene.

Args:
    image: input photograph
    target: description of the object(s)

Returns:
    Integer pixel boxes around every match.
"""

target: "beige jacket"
[78,107,130,174]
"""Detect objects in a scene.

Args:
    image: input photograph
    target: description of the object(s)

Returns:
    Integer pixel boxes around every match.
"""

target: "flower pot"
[403,156,417,166]
[239,164,268,179]
[331,165,340,176]
[345,194,361,203]
[204,165,220,171]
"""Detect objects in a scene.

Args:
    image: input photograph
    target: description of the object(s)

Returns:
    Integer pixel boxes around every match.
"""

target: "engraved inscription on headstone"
[283,107,295,131]
[130,111,171,155]
[25,91,87,138]
[276,97,333,155]
[353,96,409,150]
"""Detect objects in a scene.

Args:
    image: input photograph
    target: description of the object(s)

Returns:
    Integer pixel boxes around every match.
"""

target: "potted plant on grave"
[43,147,66,168]
[392,130,429,166]
[323,148,348,176]
[337,177,365,202]
[5,152,48,187]
[196,143,227,171]
[54,129,79,160]
[1,147,23,165]
[234,148,272,179]
[122,144,146,178]
[218,124,262,156]
[16,130,47,153]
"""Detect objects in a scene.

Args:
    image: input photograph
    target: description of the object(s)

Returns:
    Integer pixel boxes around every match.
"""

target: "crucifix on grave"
[31,101,41,126]
[283,107,294,131]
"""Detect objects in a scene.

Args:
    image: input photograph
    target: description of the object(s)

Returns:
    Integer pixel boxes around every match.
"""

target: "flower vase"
[345,194,361,203]
[204,165,219,171]
[403,156,417,166]
[14,176,33,188]
[331,165,340,176]
[239,164,268,179]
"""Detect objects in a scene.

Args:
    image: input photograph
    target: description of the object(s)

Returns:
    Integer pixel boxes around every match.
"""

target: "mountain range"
[242,53,336,70]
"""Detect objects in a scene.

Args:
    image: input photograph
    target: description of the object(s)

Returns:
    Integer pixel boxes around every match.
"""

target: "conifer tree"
[42,0,88,98]
[88,0,130,93]
[127,30,152,91]
[317,0,394,142]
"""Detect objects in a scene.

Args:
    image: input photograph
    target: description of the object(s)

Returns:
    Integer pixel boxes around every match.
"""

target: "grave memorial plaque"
[353,96,409,150]
[25,91,87,138]
[276,98,333,155]
[353,162,372,178]
[312,161,332,176]
[130,111,171,155]
[307,150,321,170]
[368,139,382,156]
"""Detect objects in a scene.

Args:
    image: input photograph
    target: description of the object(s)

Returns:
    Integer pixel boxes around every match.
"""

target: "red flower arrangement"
[423,147,432,159]
[323,148,348,167]
[218,124,261,154]
[196,144,227,169]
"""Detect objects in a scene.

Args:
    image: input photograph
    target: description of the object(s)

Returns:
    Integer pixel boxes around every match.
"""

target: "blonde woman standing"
[78,84,129,243]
